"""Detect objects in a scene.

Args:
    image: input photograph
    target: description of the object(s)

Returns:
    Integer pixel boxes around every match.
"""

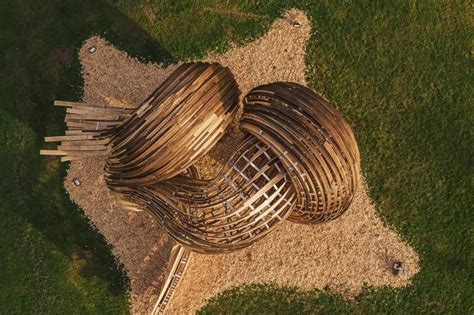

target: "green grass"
[1,0,472,313]
[0,0,174,313]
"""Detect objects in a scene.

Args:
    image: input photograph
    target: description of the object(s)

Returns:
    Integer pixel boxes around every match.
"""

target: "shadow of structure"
[0,0,174,297]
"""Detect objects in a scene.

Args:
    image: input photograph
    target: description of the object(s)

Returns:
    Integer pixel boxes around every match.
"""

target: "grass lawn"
[1,0,472,313]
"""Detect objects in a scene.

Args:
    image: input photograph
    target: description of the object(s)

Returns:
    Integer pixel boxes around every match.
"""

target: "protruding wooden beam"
[54,100,84,107]
[44,135,95,142]
[40,149,68,156]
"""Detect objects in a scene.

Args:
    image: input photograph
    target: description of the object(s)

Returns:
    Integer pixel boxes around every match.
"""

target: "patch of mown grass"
[110,0,285,59]
[201,284,352,314]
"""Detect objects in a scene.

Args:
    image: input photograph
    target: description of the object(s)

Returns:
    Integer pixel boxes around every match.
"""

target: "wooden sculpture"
[41,61,360,312]
[41,62,360,253]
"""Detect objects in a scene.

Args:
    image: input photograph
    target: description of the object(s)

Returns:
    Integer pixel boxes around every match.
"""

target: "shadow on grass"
[0,0,174,298]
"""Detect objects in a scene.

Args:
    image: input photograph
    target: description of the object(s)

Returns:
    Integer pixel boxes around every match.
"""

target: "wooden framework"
[41,62,360,254]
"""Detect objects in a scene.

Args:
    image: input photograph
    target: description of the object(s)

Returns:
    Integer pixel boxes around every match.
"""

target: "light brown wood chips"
[65,9,419,314]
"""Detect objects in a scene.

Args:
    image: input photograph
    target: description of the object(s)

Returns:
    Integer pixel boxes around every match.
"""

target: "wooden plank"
[40,149,68,156]
[42,63,361,256]
[44,135,95,142]
[54,100,84,107]
[58,145,108,151]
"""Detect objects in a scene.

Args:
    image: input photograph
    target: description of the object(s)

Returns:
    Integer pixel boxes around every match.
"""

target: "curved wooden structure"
[242,83,360,223]
[41,62,360,254]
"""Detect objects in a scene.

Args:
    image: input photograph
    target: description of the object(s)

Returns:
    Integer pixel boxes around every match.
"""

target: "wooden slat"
[54,100,83,107]
[44,135,95,142]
